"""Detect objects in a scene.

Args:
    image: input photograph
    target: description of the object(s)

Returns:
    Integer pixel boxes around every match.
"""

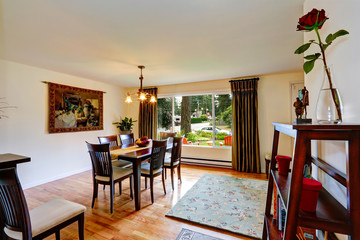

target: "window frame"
[157,90,231,148]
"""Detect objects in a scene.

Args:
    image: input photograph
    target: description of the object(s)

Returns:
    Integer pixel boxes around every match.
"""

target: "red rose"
[297,8,328,31]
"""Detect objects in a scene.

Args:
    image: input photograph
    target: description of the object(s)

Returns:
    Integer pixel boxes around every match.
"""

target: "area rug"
[166,174,267,239]
[176,228,224,240]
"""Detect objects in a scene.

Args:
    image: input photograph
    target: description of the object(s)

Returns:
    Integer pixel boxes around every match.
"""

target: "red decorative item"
[300,177,322,212]
[275,155,292,176]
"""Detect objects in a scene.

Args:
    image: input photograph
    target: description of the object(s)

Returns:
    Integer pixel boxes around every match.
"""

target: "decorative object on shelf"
[294,8,349,124]
[300,177,322,212]
[0,98,17,119]
[113,117,136,133]
[276,155,292,176]
[125,65,157,104]
[293,87,312,124]
[135,136,150,147]
[47,82,103,133]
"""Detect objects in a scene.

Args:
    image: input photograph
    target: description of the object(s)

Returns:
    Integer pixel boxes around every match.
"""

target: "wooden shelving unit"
[262,123,360,240]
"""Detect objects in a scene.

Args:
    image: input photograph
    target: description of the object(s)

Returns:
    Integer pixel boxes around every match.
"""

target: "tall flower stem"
[314,28,343,121]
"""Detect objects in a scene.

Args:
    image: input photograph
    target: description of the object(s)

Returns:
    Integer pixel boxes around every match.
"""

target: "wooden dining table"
[110,141,171,211]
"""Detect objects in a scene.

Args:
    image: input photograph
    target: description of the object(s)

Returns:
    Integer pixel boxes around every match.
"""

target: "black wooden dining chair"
[0,167,86,240]
[86,142,133,213]
[98,135,118,148]
[98,135,132,168]
[163,137,183,190]
[140,140,167,203]
[119,133,135,146]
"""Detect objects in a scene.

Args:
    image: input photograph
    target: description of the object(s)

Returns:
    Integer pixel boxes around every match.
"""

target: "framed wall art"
[48,82,103,133]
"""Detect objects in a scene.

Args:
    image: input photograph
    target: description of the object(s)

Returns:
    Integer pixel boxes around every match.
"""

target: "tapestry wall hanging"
[48,82,103,133]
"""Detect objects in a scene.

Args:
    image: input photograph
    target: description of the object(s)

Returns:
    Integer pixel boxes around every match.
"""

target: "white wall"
[124,71,303,172]
[303,1,360,239]
[0,60,126,189]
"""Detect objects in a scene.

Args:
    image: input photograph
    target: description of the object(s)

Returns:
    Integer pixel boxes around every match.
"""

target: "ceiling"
[0,0,304,88]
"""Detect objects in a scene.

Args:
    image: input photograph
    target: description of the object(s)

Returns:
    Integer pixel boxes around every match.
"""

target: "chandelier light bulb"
[125,94,132,103]
[150,95,156,103]
[139,92,146,101]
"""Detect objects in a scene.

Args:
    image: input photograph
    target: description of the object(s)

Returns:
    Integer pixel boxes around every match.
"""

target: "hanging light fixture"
[125,65,156,103]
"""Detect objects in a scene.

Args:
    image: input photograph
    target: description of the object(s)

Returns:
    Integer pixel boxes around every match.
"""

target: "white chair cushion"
[4,198,86,240]
[164,155,179,167]
[112,159,132,168]
[95,167,132,182]
[140,162,162,175]
[164,160,179,167]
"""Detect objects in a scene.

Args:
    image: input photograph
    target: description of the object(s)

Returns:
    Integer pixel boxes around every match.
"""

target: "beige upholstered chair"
[164,137,183,190]
[0,167,86,240]
[86,142,133,213]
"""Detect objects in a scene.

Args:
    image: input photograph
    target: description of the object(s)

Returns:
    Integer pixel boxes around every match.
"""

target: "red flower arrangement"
[294,8,349,122]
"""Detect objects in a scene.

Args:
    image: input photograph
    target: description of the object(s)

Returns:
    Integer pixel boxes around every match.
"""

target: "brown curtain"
[230,78,260,173]
[138,88,158,139]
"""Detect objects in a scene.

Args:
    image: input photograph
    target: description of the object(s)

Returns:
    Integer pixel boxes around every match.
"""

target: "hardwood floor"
[24,164,267,240]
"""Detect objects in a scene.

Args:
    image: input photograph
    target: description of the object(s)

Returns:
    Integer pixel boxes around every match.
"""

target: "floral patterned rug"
[176,228,224,240]
[166,174,268,239]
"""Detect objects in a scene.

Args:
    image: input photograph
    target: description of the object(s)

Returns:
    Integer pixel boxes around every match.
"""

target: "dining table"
[110,140,172,211]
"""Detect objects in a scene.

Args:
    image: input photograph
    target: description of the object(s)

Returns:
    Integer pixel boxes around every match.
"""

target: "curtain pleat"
[138,88,158,139]
[231,78,260,173]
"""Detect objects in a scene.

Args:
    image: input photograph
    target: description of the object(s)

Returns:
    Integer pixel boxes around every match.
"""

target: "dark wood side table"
[0,153,31,240]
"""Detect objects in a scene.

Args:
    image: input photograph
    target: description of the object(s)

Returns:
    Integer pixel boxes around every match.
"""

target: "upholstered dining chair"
[163,137,183,190]
[98,135,132,168]
[140,140,167,203]
[86,142,133,213]
[119,133,134,146]
[0,167,86,240]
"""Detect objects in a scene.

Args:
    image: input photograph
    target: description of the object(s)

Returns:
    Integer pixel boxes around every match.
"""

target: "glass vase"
[315,66,343,124]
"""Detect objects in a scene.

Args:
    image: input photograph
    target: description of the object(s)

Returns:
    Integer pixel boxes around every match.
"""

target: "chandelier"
[125,65,156,103]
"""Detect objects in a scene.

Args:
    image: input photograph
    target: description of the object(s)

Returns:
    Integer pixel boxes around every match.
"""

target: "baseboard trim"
[181,156,232,168]
[22,166,91,189]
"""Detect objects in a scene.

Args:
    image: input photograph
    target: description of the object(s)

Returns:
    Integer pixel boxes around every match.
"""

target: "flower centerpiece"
[294,8,349,123]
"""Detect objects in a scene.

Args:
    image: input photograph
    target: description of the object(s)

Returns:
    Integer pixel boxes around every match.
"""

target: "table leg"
[133,159,141,210]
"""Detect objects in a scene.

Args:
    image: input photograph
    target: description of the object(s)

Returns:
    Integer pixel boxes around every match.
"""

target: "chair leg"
[119,182,122,195]
[110,183,114,214]
[55,231,60,240]
[177,165,182,184]
[171,167,175,190]
[78,213,85,240]
[150,177,154,204]
[162,171,166,195]
[129,176,133,200]
[92,182,98,208]
[165,168,167,179]
[103,184,105,190]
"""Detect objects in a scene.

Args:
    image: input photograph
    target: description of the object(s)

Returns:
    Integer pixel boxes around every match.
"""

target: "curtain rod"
[41,81,107,93]
[229,77,259,82]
